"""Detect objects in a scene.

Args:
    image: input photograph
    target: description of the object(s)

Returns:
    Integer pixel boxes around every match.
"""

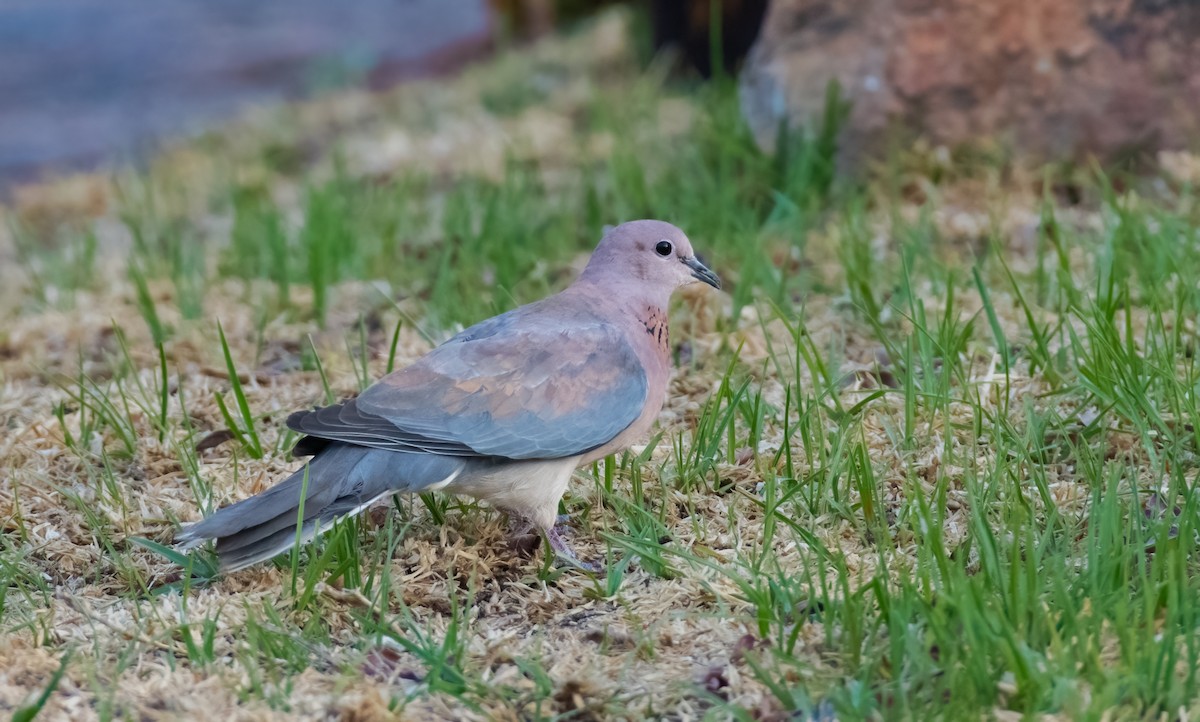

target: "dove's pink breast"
[575,300,673,465]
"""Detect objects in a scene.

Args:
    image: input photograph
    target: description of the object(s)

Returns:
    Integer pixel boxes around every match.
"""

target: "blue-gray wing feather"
[289,309,647,460]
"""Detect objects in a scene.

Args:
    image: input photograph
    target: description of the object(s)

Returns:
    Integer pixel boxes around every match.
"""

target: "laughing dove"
[177,220,721,572]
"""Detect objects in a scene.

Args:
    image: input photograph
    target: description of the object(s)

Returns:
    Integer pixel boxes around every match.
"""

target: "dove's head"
[581,220,721,294]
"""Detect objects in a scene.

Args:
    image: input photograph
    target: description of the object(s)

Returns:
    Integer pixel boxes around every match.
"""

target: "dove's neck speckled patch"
[641,305,670,356]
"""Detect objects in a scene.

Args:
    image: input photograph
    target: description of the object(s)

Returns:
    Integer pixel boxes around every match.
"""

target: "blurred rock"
[740,0,1200,167]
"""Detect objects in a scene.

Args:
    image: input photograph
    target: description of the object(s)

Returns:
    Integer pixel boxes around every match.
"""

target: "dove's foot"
[545,525,603,573]
[505,513,602,572]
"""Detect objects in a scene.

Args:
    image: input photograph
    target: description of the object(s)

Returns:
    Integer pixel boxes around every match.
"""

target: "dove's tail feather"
[176,443,465,573]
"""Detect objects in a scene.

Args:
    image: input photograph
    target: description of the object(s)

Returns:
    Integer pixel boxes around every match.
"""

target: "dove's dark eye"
[655,240,673,256]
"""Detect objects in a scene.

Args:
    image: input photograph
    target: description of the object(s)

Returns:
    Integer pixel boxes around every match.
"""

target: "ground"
[3,11,1200,722]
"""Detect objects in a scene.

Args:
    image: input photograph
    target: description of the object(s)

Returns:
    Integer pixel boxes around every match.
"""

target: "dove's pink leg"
[545,524,602,573]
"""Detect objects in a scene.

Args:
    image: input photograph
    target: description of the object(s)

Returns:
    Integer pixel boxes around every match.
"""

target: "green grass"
[4,13,1200,720]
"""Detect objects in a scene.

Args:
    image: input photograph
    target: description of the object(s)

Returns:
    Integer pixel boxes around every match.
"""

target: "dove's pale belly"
[446,456,583,530]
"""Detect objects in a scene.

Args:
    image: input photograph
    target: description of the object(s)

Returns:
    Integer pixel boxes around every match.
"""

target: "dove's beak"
[682,256,721,290]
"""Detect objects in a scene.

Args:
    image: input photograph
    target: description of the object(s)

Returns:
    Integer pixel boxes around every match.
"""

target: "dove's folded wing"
[288,318,647,461]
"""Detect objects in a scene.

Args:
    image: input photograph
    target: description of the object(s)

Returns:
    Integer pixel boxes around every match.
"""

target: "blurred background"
[0,0,774,190]
[0,0,493,187]
[5,0,1197,196]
